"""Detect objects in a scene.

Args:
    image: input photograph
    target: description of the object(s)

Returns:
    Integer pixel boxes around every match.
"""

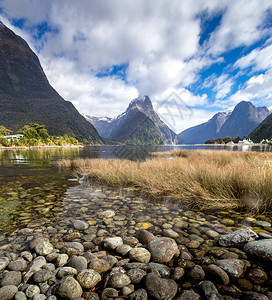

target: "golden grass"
[57,150,272,210]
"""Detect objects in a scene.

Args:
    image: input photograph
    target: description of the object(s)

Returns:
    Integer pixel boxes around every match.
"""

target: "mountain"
[250,113,272,142]
[178,101,269,144]
[0,21,102,143]
[84,96,180,144]
[178,111,231,144]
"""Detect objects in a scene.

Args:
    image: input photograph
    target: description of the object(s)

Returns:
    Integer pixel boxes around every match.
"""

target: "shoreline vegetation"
[0,123,82,148]
[57,150,272,211]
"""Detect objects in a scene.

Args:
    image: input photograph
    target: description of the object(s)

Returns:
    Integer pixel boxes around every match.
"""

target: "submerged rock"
[218,228,257,246]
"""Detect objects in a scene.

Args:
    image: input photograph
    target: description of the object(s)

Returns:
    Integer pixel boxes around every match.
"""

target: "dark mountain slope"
[0,21,102,143]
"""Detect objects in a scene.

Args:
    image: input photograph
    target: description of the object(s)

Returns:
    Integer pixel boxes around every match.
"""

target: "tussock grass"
[57,150,272,210]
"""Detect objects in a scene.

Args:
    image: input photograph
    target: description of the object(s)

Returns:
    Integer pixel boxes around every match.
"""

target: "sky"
[1,0,272,133]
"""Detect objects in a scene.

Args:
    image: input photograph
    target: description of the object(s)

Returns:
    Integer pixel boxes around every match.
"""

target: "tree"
[0,125,12,136]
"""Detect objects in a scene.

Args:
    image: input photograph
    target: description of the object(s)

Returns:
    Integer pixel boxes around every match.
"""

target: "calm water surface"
[0,144,272,237]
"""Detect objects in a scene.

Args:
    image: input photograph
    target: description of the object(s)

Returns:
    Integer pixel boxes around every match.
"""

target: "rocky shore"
[0,215,272,300]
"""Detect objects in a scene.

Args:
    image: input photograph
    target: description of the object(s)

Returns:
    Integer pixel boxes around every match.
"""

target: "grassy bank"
[57,150,272,210]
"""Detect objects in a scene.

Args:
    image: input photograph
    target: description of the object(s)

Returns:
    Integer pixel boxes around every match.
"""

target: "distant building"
[4,134,24,139]
[227,141,234,145]
[238,139,253,144]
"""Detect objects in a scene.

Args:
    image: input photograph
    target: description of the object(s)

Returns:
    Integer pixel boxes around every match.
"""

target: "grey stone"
[63,242,84,256]
[116,244,132,256]
[128,289,148,300]
[0,257,10,271]
[123,237,139,247]
[57,267,78,278]
[103,237,123,250]
[34,241,54,256]
[47,296,57,300]
[101,255,118,268]
[25,285,40,298]
[148,262,171,277]
[68,256,88,272]
[99,210,115,218]
[33,294,46,300]
[129,248,151,263]
[148,237,178,263]
[218,228,258,246]
[199,280,223,300]
[73,220,89,230]
[107,273,131,289]
[205,264,229,285]
[14,291,27,300]
[1,271,22,287]
[33,269,52,283]
[8,259,27,272]
[187,265,205,283]
[42,263,55,272]
[88,257,111,273]
[127,269,147,284]
[215,259,245,278]
[77,269,101,289]
[57,276,83,299]
[144,273,177,300]
[101,288,118,300]
[176,290,201,300]
[0,285,18,300]
[244,239,272,261]
[136,230,155,245]
[163,229,179,238]
[56,254,69,267]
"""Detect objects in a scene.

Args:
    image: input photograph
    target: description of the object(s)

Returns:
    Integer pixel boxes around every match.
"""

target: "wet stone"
[14,291,27,300]
[128,289,148,300]
[218,228,258,247]
[73,220,89,230]
[149,262,171,277]
[127,269,147,284]
[215,259,245,278]
[103,237,123,250]
[1,271,22,287]
[205,264,229,285]
[107,272,131,289]
[0,257,10,271]
[57,267,78,278]
[35,242,54,256]
[67,256,88,272]
[176,290,201,300]
[77,269,101,289]
[25,285,40,298]
[63,242,84,256]
[136,230,155,245]
[129,248,151,264]
[247,268,268,284]
[8,259,27,272]
[101,288,118,300]
[0,285,18,300]
[57,276,83,299]
[32,269,52,283]
[186,265,205,283]
[144,273,177,300]
[244,239,272,262]
[148,237,178,263]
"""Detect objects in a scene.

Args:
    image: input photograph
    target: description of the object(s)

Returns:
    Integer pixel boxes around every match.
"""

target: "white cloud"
[208,0,272,55]
[1,0,272,133]
[40,56,138,117]
[234,44,272,72]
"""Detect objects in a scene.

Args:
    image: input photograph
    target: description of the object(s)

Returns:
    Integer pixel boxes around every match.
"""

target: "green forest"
[0,123,81,147]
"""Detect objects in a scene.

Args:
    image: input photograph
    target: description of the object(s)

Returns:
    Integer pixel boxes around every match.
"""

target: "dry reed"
[57,150,272,210]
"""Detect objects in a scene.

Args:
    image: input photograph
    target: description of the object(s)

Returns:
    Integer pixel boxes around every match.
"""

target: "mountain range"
[0,21,102,143]
[178,101,270,144]
[84,96,180,144]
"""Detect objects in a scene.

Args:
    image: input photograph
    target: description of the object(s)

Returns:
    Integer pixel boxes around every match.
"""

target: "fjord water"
[0,144,272,238]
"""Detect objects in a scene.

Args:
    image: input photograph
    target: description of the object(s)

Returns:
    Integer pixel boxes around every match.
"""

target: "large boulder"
[148,237,178,263]
[144,273,177,300]
[218,228,257,246]
[243,239,272,261]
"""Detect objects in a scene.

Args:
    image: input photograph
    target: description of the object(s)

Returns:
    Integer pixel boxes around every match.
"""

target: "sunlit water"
[0,145,272,238]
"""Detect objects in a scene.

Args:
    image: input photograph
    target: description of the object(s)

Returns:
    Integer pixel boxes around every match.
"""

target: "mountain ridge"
[178,101,269,144]
[84,96,180,145]
[0,21,103,143]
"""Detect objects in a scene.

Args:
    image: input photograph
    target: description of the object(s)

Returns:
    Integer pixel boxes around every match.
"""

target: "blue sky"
[1,0,272,132]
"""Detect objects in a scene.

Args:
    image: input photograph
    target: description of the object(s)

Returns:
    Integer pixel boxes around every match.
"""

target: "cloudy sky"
[1,0,272,133]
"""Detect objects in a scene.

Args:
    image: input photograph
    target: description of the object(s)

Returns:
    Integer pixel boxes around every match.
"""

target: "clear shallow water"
[0,145,272,237]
